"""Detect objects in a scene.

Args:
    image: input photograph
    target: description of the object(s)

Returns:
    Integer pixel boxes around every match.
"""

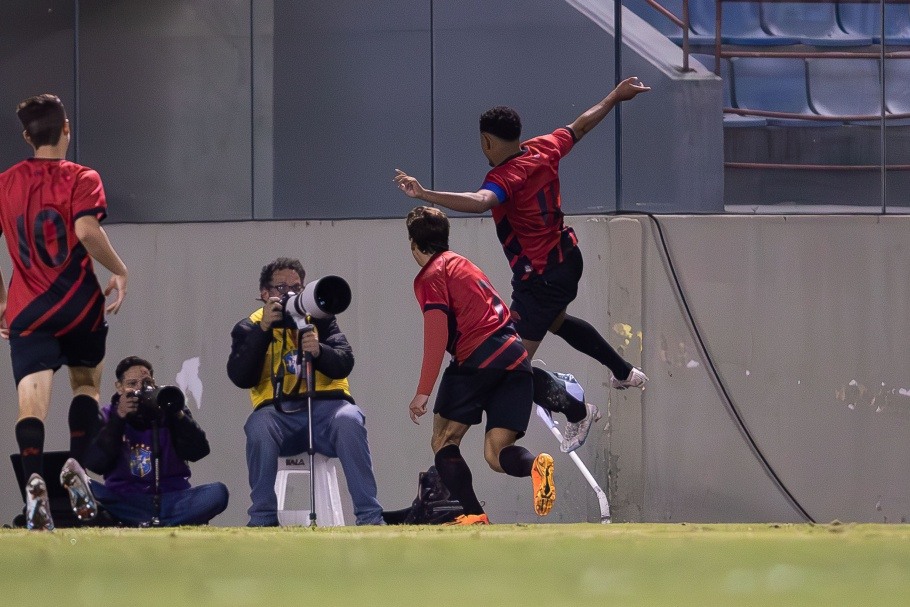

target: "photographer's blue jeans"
[90,480,229,526]
[244,399,383,526]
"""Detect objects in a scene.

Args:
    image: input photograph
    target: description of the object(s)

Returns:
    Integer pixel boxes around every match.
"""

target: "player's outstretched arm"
[394,169,498,214]
[569,76,651,142]
[74,215,128,314]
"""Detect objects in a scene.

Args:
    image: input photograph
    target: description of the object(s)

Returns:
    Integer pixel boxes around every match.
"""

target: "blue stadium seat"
[690,0,800,46]
[884,59,910,115]
[692,53,768,126]
[806,58,883,122]
[624,0,715,45]
[624,0,683,38]
[763,3,874,46]
[838,4,910,45]
[731,57,836,125]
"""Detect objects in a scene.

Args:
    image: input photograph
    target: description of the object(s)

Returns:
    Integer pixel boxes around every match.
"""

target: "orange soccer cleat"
[444,513,491,526]
[531,453,556,516]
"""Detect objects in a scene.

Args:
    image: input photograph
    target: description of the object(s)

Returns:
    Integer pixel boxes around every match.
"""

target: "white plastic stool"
[274,452,345,526]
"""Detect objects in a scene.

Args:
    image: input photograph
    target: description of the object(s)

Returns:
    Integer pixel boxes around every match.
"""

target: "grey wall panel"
[77,1,251,223]
[432,0,723,215]
[272,0,432,219]
[645,216,910,523]
[432,0,618,215]
[0,216,906,526]
[0,0,74,170]
[2,0,722,221]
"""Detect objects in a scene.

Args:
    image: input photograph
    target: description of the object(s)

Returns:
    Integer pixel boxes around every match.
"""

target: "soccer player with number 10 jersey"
[0,94,129,530]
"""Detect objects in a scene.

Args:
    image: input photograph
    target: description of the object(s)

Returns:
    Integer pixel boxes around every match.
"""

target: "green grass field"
[1,523,908,606]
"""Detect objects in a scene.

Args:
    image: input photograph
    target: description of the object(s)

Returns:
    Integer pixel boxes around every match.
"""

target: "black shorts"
[510,246,584,341]
[434,364,533,437]
[9,324,108,386]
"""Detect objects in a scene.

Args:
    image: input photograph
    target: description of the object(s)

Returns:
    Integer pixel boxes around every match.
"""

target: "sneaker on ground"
[443,513,491,526]
[26,473,55,531]
[561,403,602,453]
[611,367,649,390]
[60,457,98,521]
[531,453,555,516]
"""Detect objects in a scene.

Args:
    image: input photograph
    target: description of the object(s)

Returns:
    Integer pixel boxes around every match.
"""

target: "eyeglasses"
[268,283,303,295]
[122,378,154,390]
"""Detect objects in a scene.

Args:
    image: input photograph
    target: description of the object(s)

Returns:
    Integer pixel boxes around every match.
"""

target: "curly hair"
[259,257,306,291]
[479,105,521,141]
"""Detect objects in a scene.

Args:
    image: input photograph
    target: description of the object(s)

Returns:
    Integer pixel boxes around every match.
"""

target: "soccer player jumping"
[395,77,651,453]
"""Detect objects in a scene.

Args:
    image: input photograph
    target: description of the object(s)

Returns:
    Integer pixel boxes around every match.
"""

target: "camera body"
[280,275,352,328]
[128,378,185,424]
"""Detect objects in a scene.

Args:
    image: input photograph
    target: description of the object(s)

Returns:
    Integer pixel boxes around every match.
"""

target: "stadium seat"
[806,57,884,121]
[762,3,874,46]
[693,53,768,126]
[274,452,345,527]
[884,58,910,115]
[838,4,910,45]
[624,0,717,45]
[624,0,683,38]
[690,0,800,46]
[731,57,837,126]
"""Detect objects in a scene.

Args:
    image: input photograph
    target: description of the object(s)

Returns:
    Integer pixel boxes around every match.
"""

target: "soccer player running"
[406,205,553,525]
[395,77,651,453]
[0,94,128,530]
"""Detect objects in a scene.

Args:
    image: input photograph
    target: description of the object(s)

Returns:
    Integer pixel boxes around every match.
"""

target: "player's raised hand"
[613,76,651,101]
[395,169,427,200]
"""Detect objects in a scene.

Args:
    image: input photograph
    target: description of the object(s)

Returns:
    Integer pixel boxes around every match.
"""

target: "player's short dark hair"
[115,356,154,381]
[16,94,67,148]
[479,106,521,142]
[259,257,306,291]
[407,206,450,255]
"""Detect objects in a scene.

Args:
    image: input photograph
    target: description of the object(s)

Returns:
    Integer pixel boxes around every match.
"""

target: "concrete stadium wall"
[0,215,906,526]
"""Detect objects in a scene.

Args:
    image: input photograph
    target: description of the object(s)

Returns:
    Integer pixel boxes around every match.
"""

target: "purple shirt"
[99,403,193,495]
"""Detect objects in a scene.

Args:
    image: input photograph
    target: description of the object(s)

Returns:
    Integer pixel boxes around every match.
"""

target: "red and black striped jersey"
[0,158,107,334]
[414,250,527,370]
[481,127,580,280]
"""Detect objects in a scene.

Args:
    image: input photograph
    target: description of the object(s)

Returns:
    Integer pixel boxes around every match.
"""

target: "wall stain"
[656,333,701,374]
[835,379,910,415]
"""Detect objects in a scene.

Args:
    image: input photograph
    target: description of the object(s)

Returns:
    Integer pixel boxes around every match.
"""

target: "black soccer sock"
[68,395,101,464]
[554,315,633,379]
[532,367,587,423]
[15,417,45,480]
[434,444,484,515]
[498,445,535,478]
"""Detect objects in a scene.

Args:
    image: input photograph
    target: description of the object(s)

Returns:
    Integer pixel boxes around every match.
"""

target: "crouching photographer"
[77,356,229,526]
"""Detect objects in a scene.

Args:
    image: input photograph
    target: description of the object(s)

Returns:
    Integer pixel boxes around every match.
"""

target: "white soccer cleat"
[560,403,602,453]
[26,473,55,531]
[60,457,98,522]
[610,367,649,391]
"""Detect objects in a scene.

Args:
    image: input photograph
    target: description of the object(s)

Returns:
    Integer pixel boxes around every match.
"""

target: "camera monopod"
[150,418,161,526]
[139,385,185,527]
[295,322,318,528]
[281,275,352,528]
